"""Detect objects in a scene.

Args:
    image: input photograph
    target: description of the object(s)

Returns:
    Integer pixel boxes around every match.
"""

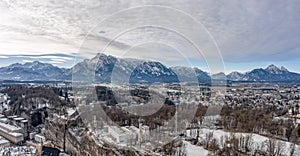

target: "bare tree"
[275,141,284,156]
[290,143,296,156]
[266,138,276,156]
[208,138,219,154]
[239,134,253,153]
[204,131,214,149]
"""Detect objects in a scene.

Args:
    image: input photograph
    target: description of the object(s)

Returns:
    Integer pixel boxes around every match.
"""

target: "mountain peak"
[265,64,289,74]
[211,72,226,80]
[23,61,55,68]
[7,62,22,68]
[227,71,244,81]
[24,60,42,65]
[280,66,289,72]
[229,71,243,75]
[266,64,279,70]
[95,52,107,57]
[7,61,48,69]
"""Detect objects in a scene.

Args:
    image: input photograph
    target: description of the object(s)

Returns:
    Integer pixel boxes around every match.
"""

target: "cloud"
[49,58,68,63]
[4,54,75,60]
[22,59,34,63]
[49,61,65,64]
[0,53,77,68]
[0,0,299,72]
[34,55,73,61]
[0,55,9,59]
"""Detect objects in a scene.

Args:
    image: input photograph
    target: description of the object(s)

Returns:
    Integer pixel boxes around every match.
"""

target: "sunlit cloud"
[0,55,9,59]
[22,59,34,63]
[49,61,65,64]
[39,56,73,60]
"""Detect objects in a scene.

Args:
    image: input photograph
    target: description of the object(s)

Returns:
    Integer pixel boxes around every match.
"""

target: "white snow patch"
[183,141,209,156]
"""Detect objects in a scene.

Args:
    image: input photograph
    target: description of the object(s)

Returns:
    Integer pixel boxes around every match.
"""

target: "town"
[0,81,298,155]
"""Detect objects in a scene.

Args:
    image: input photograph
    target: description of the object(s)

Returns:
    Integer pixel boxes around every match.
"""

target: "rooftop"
[13,117,25,121]
[9,132,23,137]
[21,120,28,123]
[0,122,22,132]
[110,126,126,134]
[0,139,9,145]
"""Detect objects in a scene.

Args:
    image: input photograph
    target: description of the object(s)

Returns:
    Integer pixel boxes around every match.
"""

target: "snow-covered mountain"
[129,61,179,83]
[0,55,299,83]
[170,66,211,83]
[227,64,300,82]
[227,71,244,81]
[265,64,289,74]
[0,61,66,81]
[71,53,177,83]
[211,72,226,80]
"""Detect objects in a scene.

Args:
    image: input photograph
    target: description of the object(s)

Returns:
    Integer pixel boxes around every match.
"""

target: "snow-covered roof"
[0,123,22,132]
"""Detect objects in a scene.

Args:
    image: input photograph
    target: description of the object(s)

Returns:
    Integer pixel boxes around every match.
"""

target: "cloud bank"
[0,0,299,72]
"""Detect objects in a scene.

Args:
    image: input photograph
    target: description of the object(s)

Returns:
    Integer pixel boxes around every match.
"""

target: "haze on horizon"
[0,0,299,74]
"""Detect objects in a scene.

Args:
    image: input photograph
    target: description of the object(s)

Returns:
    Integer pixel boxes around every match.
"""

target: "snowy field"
[184,128,300,156]
[183,141,208,156]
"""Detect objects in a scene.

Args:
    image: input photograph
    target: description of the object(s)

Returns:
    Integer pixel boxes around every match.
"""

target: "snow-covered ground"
[195,128,300,155]
[183,141,208,156]
[0,146,36,156]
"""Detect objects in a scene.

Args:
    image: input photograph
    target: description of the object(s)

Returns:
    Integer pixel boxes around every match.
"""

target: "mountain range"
[0,53,299,83]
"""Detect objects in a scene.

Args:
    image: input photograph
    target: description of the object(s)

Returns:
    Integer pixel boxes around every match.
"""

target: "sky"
[0,0,299,74]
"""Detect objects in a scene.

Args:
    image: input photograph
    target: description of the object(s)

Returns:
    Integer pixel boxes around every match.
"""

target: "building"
[0,118,8,123]
[20,120,29,131]
[107,125,150,145]
[12,117,24,126]
[202,115,222,129]
[108,126,127,144]
[139,124,150,143]
[0,138,10,147]
[35,134,46,143]
[0,122,24,144]
[121,127,137,145]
